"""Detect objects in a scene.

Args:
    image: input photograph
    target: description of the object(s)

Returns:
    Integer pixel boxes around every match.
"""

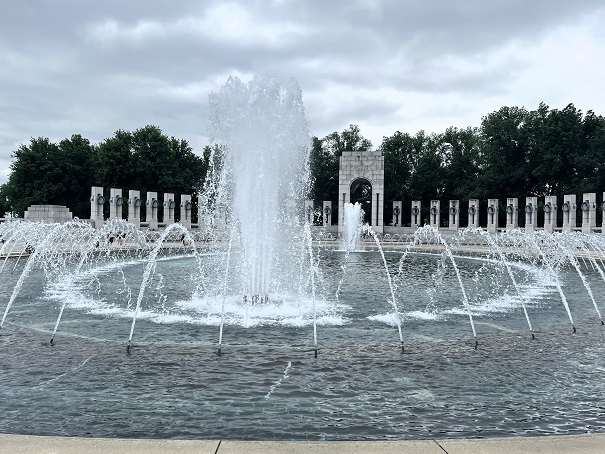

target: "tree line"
[0,125,210,220]
[2,102,605,226]
[310,103,605,226]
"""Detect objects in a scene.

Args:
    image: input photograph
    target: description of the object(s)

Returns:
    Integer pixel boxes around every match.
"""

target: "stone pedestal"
[543,196,557,233]
[487,199,499,234]
[581,193,596,233]
[128,190,141,228]
[146,192,159,230]
[164,193,176,225]
[429,200,440,229]
[411,201,421,228]
[322,201,332,227]
[525,197,538,231]
[506,198,518,230]
[468,199,479,228]
[90,186,105,228]
[562,194,576,232]
[448,200,459,230]
[392,201,402,227]
[24,205,73,224]
[180,194,192,229]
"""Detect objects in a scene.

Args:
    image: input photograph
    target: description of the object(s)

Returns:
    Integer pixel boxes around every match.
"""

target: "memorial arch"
[338,151,385,234]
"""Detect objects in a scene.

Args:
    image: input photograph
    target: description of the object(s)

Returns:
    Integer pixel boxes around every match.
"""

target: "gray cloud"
[1,0,604,184]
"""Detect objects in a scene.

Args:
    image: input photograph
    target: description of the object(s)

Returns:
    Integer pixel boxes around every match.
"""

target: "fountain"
[341,202,364,251]
[1,77,605,441]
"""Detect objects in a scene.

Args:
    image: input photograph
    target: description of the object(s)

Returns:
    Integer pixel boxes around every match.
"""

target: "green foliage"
[309,124,373,223]
[0,183,9,217]
[309,103,605,228]
[4,103,605,226]
[322,124,372,156]
[3,136,95,218]
[4,126,207,219]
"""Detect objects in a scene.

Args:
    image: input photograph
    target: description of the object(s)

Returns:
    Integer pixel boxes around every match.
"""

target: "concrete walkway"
[1,433,605,454]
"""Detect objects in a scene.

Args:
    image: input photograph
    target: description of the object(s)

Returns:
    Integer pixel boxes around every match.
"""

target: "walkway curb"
[1,433,604,454]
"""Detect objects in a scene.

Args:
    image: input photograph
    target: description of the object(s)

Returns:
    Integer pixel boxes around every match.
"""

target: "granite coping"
[1,433,605,454]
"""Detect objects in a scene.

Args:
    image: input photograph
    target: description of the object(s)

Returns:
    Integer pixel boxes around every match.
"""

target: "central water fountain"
[1,77,605,441]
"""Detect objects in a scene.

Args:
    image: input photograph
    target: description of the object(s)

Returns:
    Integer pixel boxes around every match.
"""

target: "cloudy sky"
[1,0,605,184]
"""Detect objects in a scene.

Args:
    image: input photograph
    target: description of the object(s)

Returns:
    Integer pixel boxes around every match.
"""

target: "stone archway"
[338,151,384,234]
[350,178,372,224]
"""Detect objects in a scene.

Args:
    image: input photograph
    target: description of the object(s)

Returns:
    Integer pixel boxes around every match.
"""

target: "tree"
[0,183,10,217]
[323,124,372,157]
[4,126,207,220]
[3,135,95,218]
[57,135,96,218]
[477,106,531,200]
[380,130,427,224]
[574,109,605,194]
[527,103,583,196]
[408,133,447,204]
[309,136,339,205]
[440,126,481,200]
[5,137,61,216]
[96,125,208,220]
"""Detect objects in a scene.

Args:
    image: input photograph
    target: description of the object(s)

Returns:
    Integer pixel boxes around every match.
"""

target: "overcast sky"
[1,0,605,184]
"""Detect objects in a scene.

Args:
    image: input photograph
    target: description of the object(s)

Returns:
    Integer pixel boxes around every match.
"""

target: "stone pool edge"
[1,432,605,453]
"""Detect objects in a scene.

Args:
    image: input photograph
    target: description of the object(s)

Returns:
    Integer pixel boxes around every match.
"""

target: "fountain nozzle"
[474,339,479,350]
[601,320,604,326]
[126,343,131,353]
[400,342,405,354]
[50,337,54,345]
[573,326,577,333]
[217,347,222,356]
[531,332,536,340]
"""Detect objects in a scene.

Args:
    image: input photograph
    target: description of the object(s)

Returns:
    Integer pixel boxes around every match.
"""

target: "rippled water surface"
[1,251,605,440]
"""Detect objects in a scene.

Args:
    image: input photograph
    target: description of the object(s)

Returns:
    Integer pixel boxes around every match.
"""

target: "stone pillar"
[562,194,576,232]
[487,199,499,234]
[524,196,538,231]
[90,186,105,228]
[339,191,347,233]
[373,189,384,234]
[392,201,402,227]
[216,205,227,229]
[128,190,141,228]
[164,193,175,225]
[543,196,557,233]
[146,191,159,230]
[411,201,421,228]
[468,199,479,228]
[429,200,440,229]
[180,194,192,229]
[448,200,459,230]
[506,198,518,230]
[322,201,332,227]
[602,192,605,230]
[197,195,207,230]
[305,200,314,224]
[581,192,596,233]
[109,188,123,219]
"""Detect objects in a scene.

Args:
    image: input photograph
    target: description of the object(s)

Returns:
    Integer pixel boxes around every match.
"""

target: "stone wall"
[24,205,73,224]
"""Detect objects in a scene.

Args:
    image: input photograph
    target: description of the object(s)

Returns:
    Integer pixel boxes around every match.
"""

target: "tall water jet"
[341,202,364,251]
[202,76,313,349]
